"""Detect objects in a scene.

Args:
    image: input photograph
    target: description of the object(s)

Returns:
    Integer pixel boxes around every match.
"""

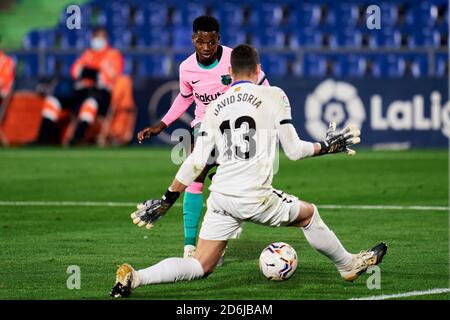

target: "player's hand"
[130,199,172,229]
[319,122,361,156]
[130,190,180,229]
[137,122,167,144]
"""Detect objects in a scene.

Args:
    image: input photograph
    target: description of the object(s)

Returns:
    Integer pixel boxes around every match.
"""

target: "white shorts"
[198,189,301,241]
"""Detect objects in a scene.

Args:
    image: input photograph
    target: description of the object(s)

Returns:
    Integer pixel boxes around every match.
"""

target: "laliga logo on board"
[305,79,366,141]
[306,79,450,140]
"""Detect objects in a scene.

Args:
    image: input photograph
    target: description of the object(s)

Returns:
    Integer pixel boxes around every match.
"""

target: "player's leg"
[182,163,212,257]
[194,238,227,275]
[110,239,226,298]
[290,201,353,270]
[111,193,233,298]
[182,123,215,257]
[36,84,87,144]
[36,95,63,144]
[70,88,111,145]
[289,200,387,281]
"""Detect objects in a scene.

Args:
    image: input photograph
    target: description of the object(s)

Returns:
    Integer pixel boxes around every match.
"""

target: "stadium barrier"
[132,77,449,148]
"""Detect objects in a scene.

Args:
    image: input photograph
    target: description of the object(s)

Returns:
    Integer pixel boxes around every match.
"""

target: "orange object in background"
[0,75,137,147]
[0,50,15,99]
[71,46,124,91]
[0,91,44,146]
[104,75,136,145]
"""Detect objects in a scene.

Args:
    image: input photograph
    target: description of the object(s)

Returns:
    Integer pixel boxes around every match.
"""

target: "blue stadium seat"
[302,54,327,77]
[372,54,406,78]
[88,4,108,27]
[145,4,170,27]
[172,4,206,28]
[221,29,246,47]
[367,28,402,48]
[59,28,91,49]
[132,7,147,27]
[132,27,171,48]
[172,26,193,49]
[251,28,287,48]
[110,29,133,49]
[174,53,190,76]
[329,29,363,48]
[300,4,322,27]
[45,53,77,77]
[211,3,245,27]
[435,53,448,77]
[337,3,360,28]
[419,2,439,27]
[287,4,321,28]
[408,28,442,48]
[407,54,428,78]
[334,54,367,78]
[289,28,323,49]
[260,54,291,77]
[123,55,133,75]
[322,4,337,28]
[251,4,284,28]
[379,3,399,27]
[132,55,171,77]
[23,29,56,49]
[11,53,40,77]
[104,3,131,28]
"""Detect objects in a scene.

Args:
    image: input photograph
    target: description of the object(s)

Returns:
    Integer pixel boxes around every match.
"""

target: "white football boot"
[110,263,140,298]
[337,242,387,282]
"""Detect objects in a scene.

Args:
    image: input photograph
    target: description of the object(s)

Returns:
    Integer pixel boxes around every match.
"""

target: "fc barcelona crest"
[221,74,232,85]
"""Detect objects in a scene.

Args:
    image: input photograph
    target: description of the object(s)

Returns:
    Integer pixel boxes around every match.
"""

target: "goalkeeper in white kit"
[111,44,387,298]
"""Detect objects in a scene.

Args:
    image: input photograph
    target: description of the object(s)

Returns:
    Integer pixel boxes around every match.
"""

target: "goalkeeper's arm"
[278,121,361,160]
[131,113,216,229]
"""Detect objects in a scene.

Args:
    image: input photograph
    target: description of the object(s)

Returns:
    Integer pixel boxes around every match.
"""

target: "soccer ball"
[259,242,298,281]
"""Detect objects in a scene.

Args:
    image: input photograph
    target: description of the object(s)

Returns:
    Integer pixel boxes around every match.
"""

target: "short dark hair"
[193,16,220,34]
[231,44,260,76]
[93,26,108,36]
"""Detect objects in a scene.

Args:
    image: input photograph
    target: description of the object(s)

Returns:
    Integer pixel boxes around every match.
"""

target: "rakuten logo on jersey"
[195,92,222,105]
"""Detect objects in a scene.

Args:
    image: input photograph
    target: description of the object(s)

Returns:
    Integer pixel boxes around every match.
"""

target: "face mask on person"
[91,37,107,51]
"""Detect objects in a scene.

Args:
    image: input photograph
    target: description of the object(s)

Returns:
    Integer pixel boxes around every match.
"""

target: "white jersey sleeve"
[274,88,315,160]
[175,107,216,186]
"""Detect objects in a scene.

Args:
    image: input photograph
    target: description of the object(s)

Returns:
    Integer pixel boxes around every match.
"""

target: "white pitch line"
[350,288,450,300]
[0,201,448,211]
[0,201,136,207]
[319,205,449,211]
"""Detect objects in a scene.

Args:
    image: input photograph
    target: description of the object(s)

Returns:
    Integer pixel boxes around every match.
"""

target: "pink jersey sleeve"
[160,64,194,127]
[161,93,194,126]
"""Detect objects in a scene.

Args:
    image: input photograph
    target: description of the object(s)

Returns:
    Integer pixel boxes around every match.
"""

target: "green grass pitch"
[0,147,448,300]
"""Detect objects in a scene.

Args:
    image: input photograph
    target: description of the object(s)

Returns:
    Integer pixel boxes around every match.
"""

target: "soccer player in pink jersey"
[136,16,269,260]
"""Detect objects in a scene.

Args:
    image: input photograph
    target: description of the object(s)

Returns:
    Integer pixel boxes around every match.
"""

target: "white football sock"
[136,257,204,287]
[301,205,352,269]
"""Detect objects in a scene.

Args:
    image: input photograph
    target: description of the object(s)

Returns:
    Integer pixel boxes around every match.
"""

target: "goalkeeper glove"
[319,122,361,156]
[130,189,180,230]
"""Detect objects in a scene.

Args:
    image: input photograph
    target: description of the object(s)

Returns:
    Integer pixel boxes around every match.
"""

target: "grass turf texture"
[0,148,448,300]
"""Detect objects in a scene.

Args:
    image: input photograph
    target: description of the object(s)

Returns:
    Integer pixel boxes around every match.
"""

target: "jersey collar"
[231,80,252,86]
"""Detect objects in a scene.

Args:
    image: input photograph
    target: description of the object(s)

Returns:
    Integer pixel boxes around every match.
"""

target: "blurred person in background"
[35,27,124,145]
[0,34,16,106]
